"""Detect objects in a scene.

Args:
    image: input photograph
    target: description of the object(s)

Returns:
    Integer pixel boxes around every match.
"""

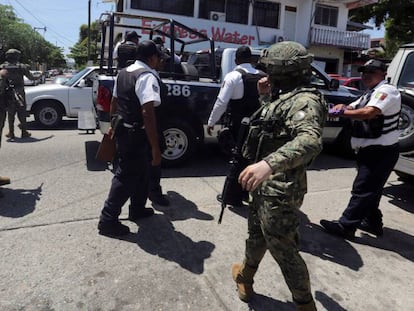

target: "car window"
[398,52,414,89]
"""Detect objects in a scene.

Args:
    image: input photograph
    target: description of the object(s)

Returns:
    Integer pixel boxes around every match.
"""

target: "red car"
[329,74,366,94]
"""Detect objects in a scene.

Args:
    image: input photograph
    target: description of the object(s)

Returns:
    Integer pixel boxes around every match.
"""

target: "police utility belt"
[111,114,144,135]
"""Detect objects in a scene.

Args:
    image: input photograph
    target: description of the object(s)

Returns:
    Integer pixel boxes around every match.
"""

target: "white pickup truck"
[25,66,103,127]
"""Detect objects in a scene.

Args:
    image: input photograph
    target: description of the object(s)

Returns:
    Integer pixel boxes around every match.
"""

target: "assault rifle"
[217,117,250,224]
[5,80,24,107]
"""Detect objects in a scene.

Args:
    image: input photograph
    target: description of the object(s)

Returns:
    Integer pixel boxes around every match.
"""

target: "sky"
[1,0,115,56]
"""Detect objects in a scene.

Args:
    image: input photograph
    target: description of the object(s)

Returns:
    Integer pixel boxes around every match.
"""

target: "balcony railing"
[310,27,370,50]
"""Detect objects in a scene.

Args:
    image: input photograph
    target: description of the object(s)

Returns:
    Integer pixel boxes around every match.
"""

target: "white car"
[24,75,40,86]
[25,66,102,127]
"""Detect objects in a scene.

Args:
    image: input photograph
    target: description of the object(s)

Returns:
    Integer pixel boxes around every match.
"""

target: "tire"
[34,101,63,128]
[161,119,196,167]
[398,101,414,152]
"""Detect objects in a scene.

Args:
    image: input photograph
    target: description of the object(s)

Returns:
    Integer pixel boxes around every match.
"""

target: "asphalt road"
[1,118,413,310]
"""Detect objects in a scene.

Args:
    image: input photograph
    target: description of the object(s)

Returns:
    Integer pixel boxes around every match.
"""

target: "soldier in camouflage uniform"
[0,49,38,139]
[0,68,11,196]
[232,41,327,311]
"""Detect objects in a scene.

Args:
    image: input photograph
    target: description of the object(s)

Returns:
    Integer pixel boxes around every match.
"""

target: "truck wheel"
[34,101,63,128]
[398,101,414,152]
[161,119,196,167]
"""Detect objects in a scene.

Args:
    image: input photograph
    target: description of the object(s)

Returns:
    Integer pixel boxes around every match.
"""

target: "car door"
[67,69,98,116]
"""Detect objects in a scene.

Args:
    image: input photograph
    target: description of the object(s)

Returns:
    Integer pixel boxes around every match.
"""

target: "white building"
[112,0,377,74]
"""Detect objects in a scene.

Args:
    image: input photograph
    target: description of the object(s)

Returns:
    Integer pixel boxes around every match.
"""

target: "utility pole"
[87,0,91,63]
[34,26,47,36]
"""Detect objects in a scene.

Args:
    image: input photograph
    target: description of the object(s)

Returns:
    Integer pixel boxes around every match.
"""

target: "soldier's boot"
[21,130,31,138]
[0,176,11,186]
[232,261,258,302]
[5,131,15,139]
[296,299,317,311]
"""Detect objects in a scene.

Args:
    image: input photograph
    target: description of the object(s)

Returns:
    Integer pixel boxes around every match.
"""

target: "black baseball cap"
[126,31,141,41]
[358,59,387,73]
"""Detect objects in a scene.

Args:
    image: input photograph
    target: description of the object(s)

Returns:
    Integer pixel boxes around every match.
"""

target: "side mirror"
[77,79,86,88]
[329,78,340,90]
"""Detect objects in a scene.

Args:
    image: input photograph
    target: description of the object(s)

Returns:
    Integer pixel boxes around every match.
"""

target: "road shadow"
[115,213,215,274]
[315,291,347,311]
[0,183,42,218]
[247,293,295,310]
[5,135,54,144]
[84,140,110,172]
[352,227,414,263]
[382,181,414,214]
[152,190,214,221]
[308,151,356,171]
[299,212,363,271]
[162,142,229,178]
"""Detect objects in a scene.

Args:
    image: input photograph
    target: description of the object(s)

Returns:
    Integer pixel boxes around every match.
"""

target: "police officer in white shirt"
[98,40,165,237]
[207,46,265,138]
[321,59,401,239]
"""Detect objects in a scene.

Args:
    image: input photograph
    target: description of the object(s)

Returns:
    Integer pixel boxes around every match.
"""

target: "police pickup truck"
[94,12,357,167]
[387,43,414,180]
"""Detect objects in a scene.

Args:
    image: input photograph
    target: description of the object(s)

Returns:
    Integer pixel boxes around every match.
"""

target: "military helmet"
[259,41,313,77]
[5,48,21,62]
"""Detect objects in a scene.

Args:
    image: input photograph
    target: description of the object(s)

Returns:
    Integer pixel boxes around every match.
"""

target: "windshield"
[63,67,91,86]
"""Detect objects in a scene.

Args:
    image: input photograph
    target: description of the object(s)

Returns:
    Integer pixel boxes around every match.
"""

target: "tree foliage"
[67,22,101,67]
[350,0,414,58]
[0,4,65,68]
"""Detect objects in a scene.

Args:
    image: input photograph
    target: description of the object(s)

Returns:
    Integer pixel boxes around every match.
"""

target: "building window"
[130,0,194,17]
[252,1,280,29]
[314,4,338,27]
[199,0,249,24]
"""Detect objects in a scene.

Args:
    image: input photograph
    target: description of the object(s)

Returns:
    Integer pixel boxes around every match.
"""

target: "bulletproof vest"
[351,84,400,139]
[228,69,267,130]
[116,67,164,125]
[242,87,324,162]
[0,62,26,88]
[117,42,137,69]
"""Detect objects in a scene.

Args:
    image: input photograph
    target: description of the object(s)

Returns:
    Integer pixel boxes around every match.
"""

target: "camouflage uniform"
[0,49,37,138]
[0,69,11,192]
[0,69,7,146]
[233,42,327,311]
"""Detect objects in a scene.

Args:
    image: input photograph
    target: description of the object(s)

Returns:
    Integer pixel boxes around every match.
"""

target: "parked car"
[328,74,366,94]
[25,66,104,127]
[31,70,46,84]
[24,75,39,86]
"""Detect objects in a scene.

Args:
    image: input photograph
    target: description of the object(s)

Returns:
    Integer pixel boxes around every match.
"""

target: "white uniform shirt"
[350,80,401,149]
[207,63,261,126]
[113,60,161,108]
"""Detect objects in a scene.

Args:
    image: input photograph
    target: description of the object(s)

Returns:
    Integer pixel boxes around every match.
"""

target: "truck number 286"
[167,84,191,97]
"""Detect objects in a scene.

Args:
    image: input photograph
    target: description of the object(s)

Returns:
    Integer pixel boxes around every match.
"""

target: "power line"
[9,0,77,47]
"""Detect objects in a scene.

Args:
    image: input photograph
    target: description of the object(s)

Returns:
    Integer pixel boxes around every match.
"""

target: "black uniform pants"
[100,126,149,223]
[0,104,6,147]
[339,143,399,227]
